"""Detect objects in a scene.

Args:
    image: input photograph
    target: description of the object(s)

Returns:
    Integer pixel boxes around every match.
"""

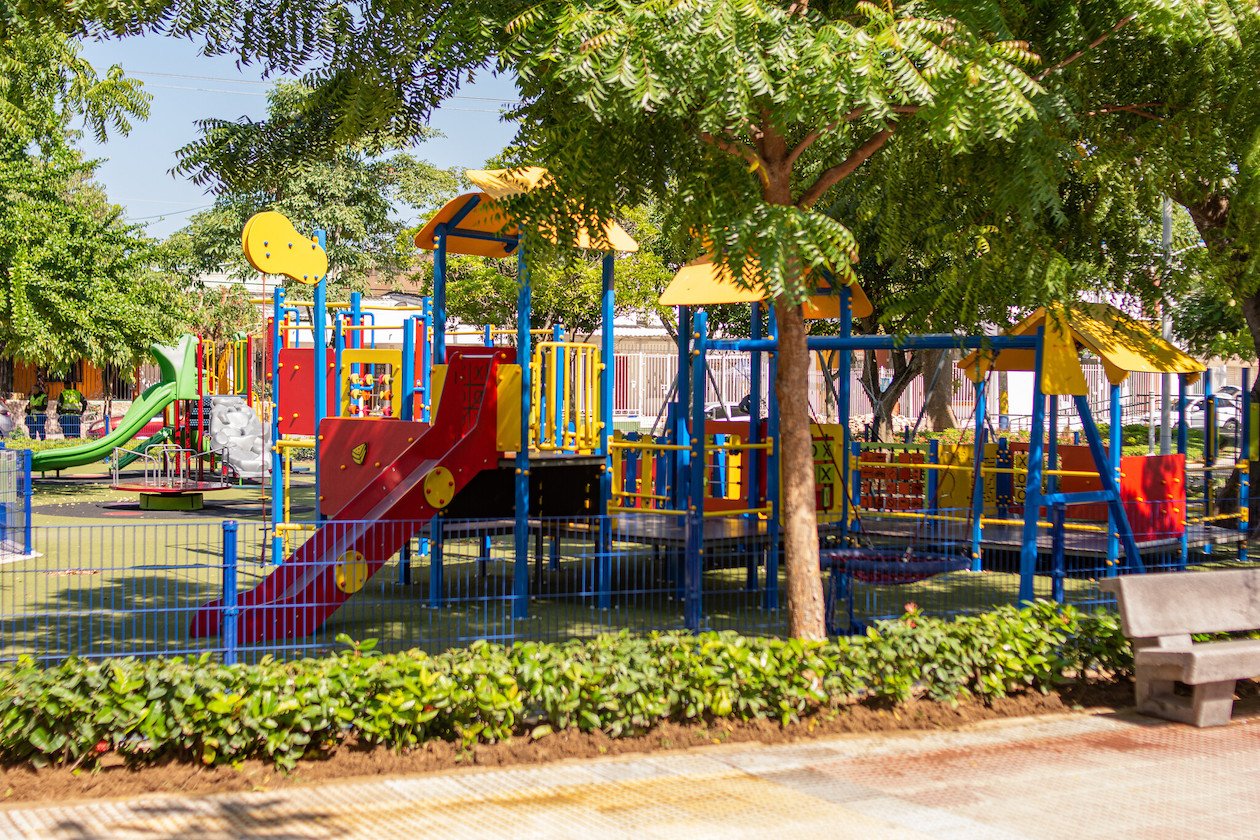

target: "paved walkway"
[3,711,1258,840]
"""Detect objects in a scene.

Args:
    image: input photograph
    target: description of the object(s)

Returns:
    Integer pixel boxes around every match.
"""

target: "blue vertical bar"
[1241,368,1251,563]
[995,436,1011,519]
[838,286,853,542]
[1178,375,1188,566]
[1076,397,1145,573]
[22,449,31,554]
[748,302,762,518]
[552,322,565,449]
[514,241,531,620]
[271,285,285,565]
[1050,502,1066,603]
[420,297,433,422]
[598,254,615,609]
[401,316,416,422]
[313,229,328,523]
[764,304,780,610]
[334,312,344,414]
[428,517,444,607]
[673,306,692,514]
[1204,369,1214,521]
[222,520,239,666]
[484,323,493,347]
[351,292,362,351]
[1018,329,1045,603]
[434,225,448,365]
[969,375,988,570]
[1106,381,1121,573]
[686,310,708,631]
[925,439,938,514]
[1047,394,1059,496]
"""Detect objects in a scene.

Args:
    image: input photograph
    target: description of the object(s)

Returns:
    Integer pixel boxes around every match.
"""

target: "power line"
[128,70,523,105]
[128,204,214,221]
[142,82,508,112]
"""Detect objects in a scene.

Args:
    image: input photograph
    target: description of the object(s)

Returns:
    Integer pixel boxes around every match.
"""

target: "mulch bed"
[0,678,1163,806]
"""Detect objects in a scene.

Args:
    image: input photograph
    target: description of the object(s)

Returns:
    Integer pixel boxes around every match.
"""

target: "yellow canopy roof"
[414,168,639,257]
[659,255,874,319]
[958,303,1205,395]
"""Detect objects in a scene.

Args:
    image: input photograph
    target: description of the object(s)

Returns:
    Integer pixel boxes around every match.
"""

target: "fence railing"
[1,506,1254,666]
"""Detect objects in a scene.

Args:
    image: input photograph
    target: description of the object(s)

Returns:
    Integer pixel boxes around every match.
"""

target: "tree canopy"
[0,27,182,377]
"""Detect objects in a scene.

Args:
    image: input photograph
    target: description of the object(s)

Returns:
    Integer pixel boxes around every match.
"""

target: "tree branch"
[795,126,896,208]
[785,107,870,168]
[1034,14,1136,81]
[699,131,770,187]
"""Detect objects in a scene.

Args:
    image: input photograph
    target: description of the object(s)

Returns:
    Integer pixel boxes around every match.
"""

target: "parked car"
[1145,395,1243,437]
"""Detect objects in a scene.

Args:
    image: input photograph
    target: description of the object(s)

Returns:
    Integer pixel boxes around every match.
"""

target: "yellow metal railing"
[530,341,601,452]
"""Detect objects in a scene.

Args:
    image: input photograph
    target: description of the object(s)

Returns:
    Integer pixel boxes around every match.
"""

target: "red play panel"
[317,417,430,516]
[277,348,337,435]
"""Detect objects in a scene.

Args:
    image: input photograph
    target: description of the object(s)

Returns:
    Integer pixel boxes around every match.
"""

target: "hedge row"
[0,601,1131,770]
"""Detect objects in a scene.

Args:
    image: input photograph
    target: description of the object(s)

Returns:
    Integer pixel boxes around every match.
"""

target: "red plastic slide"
[190,347,511,644]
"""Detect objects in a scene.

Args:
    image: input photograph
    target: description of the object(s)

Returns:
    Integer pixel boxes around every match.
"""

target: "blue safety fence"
[0,507,1254,665]
[0,447,33,562]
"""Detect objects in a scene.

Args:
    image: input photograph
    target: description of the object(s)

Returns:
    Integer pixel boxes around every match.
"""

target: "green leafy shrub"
[0,604,1131,770]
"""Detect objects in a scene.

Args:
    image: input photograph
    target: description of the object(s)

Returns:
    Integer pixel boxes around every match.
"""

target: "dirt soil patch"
[0,678,1169,806]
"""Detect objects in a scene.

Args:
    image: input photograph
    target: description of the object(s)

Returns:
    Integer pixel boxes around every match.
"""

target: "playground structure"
[172,174,1255,647]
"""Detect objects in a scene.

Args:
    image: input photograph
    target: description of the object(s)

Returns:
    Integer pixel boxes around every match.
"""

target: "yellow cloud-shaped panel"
[241,211,329,285]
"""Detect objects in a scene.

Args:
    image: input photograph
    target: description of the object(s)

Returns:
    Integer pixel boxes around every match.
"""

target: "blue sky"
[77,35,520,238]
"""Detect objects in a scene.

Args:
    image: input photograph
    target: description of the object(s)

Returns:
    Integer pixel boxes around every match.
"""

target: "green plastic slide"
[31,336,199,474]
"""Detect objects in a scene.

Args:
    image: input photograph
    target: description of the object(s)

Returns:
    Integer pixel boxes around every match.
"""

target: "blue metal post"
[686,310,708,631]
[970,374,988,570]
[1242,368,1251,563]
[334,312,344,414]
[1178,375,1188,566]
[484,324,493,347]
[514,241,532,620]
[313,229,328,523]
[401,316,416,422]
[764,305,780,610]
[271,286,285,565]
[22,449,31,554]
[1075,396,1145,574]
[1050,502,1066,603]
[1047,395,1059,496]
[222,520,239,666]
[925,439,939,514]
[673,306,692,514]
[1204,369,1214,522]
[1017,328,1046,603]
[748,303,762,517]
[838,286,853,541]
[553,322,565,448]
[598,254,615,609]
[1106,382,1121,573]
[434,226,448,365]
[420,297,433,422]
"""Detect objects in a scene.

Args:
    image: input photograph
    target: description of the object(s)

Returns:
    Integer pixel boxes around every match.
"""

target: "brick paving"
[1,712,1257,839]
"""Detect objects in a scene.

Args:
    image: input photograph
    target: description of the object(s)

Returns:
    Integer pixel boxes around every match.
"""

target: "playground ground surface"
[1,685,1258,838]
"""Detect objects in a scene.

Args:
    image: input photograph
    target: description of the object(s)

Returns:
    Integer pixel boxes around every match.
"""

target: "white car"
[1155,395,1244,436]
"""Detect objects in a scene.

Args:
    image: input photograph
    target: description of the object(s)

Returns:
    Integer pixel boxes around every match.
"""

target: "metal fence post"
[22,449,32,555]
[222,520,239,665]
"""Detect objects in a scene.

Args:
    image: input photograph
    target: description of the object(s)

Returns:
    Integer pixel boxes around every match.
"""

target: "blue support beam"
[969,375,988,570]
[838,287,853,544]
[685,310,708,631]
[1106,382,1122,573]
[707,334,1041,353]
[270,286,285,564]
[1242,368,1251,563]
[313,230,327,523]
[433,225,448,365]
[401,316,416,422]
[1017,328,1046,603]
[764,305,781,610]
[514,242,532,620]
[1075,396,1145,574]
[420,297,433,422]
[1178,375,1188,567]
[598,253,615,609]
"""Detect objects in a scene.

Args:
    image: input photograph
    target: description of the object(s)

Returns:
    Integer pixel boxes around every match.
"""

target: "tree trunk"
[921,349,958,431]
[860,349,923,442]
[775,299,826,640]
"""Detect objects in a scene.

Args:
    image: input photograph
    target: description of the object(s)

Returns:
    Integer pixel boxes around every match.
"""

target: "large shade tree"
[54,0,1243,638]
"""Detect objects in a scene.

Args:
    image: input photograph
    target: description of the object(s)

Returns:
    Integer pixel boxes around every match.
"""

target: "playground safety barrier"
[0,447,32,563]
[1,504,1252,666]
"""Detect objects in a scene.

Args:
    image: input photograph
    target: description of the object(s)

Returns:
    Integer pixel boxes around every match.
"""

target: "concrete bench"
[1100,569,1260,727]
